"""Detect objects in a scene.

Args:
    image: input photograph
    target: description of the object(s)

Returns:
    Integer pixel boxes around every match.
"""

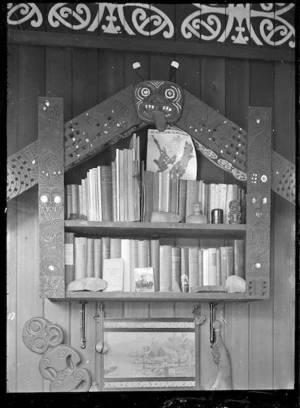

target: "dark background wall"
[7,37,295,392]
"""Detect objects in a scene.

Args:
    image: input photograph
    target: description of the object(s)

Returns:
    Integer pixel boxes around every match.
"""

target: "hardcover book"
[103,258,124,291]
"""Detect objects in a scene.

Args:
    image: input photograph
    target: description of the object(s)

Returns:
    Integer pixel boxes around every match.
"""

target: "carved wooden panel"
[272,150,295,205]
[38,97,65,298]
[64,85,143,171]
[246,107,272,299]
[22,317,63,353]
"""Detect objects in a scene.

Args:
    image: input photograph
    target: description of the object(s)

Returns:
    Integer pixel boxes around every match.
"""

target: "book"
[130,239,138,292]
[110,238,122,259]
[170,173,179,214]
[143,171,154,222]
[171,247,181,292]
[74,237,87,280]
[111,160,117,221]
[115,150,120,221]
[118,150,124,221]
[220,247,228,286]
[234,239,245,279]
[180,247,189,292]
[216,248,221,286]
[208,248,217,285]
[178,179,187,222]
[185,180,199,220]
[202,249,209,286]
[87,170,93,220]
[81,179,87,219]
[150,239,160,291]
[188,247,199,289]
[94,238,102,278]
[121,239,131,292]
[65,184,72,220]
[86,238,94,278]
[137,239,149,268]
[97,166,102,221]
[71,184,79,218]
[161,172,170,212]
[152,171,160,212]
[127,149,134,221]
[93,167,99,221]
[226,246,234,278]
[198,249,203,286]
[64,232,75,286]
[123,149,128,221]
[134,267,154,292]
[101,237,110,275]
[159,245,172,292]
[100,166,113,221]
[103,258,124,291]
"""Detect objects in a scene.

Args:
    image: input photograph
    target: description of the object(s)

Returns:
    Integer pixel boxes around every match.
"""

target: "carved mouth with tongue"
[134,80,183,132]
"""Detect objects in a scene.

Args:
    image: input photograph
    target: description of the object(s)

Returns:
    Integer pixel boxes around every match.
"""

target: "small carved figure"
[228,200,241,224]
[187,202,207,224]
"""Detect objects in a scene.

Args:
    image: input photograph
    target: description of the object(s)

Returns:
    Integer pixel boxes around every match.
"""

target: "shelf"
[64,220,246,239]
[49,291,257,302]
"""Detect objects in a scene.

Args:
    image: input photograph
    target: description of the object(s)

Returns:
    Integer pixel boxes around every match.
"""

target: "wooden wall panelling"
[248,60,274,389]
[16,45,45,392]
[198,55,226,390]
[273,61,295,389]
[7,44,19,393]
[43,47,73,381]
[223,57,250,389]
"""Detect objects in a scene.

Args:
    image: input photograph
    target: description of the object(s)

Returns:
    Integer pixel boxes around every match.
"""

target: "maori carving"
[245,107,271,298]
[7,83,295,205]
[134,80,183,132]
[23,317,91,392]
[7,4,295,48]
[38,97,65,298]
[210,320,233,390]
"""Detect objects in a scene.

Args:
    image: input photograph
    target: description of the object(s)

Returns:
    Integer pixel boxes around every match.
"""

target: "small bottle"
[89,382,101,391]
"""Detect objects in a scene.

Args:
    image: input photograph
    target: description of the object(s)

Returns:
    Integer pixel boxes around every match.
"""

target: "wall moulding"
[7,3,295,50]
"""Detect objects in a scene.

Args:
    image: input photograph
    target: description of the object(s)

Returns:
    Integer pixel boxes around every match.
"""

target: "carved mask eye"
[262,197,268,204]
[40,194,49,204]
[252,198,256,204]
[141,87,150,97]
[165,88,175,99]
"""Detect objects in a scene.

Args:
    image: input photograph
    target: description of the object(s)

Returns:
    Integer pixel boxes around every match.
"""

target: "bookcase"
[37,93,271,303]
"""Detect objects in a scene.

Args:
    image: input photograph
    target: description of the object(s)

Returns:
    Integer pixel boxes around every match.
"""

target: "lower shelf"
[49,291,259,302]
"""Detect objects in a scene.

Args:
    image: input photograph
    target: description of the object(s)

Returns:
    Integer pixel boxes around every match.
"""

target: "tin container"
[211,208,224,224]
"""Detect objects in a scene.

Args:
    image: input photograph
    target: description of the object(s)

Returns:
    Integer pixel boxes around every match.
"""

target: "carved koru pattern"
[22,317,91,392]
[38,97,65,298]
[22,317,63,354]
[7,141,38,201]
[64,85,141,171]
[272,151,295,205]
[246,107,271,298]
[40,345,91,392]
[133,80,183,131]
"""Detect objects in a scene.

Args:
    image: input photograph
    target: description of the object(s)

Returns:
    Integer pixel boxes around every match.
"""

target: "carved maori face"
[134,80,183,131]
[251,194,268,218]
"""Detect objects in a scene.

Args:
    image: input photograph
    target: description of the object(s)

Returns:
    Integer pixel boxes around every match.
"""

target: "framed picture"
[101,318,198,391]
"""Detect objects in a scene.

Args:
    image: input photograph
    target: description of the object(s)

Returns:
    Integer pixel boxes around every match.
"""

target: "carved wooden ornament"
[23,317,92,392]
[7,81,295,205]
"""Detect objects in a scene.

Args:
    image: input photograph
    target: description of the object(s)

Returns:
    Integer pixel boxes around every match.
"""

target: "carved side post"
[246,107,272,299]
[38,97,65,298]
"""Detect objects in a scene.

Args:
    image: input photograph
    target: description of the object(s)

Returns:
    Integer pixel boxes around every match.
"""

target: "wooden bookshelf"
[65,220,246,239]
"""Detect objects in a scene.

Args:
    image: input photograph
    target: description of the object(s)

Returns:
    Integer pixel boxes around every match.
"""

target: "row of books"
[65,233,245,292]
[142,172,246,223]
[65,134,141,222]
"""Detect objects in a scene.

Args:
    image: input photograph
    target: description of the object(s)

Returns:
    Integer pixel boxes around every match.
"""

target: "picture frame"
[101,318,199,391]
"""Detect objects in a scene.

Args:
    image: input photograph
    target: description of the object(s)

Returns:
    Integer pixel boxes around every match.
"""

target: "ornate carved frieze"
[38,97,65,298]
[246,107,272,299]
[7,3,295,48]
[23,317,91,392]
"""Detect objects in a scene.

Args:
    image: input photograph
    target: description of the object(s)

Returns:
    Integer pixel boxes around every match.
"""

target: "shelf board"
[64,220,246,238]
[48,291,258,302]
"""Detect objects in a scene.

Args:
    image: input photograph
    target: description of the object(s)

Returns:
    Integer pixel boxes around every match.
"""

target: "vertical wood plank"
[16,45,45,392]
[248,60,274,389]
[224,58,250,389]
[7,43,19,393]
[273,61,295,389]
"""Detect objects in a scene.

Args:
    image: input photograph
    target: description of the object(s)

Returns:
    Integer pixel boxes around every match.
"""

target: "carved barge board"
[7,84,295,204]
[246,107,271,299]
[38,97,65,298]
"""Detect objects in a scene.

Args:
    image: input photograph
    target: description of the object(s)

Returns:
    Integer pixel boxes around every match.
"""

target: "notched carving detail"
[22,317,63,354]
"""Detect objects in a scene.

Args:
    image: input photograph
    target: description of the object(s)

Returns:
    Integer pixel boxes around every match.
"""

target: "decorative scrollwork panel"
[38,97,65,298]
[246,107,272,298]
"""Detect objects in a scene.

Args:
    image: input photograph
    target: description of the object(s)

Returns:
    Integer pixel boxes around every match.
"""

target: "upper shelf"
[64,220,246,238]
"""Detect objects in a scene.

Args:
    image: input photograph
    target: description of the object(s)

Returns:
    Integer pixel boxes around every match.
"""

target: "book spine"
[123,149,128,221]
[159,245,172,292]
[64,232,75,286]
[130,239,138,292]
[161,172,170,212]
[208,248,217,285]
[110,238,122,259]
[158,172,163,212]
[71,184,79,218]
[111,161,117,222]
[143,171,154,222]
[180,247,189,292]
[198,249,203,286]
[127,149,134,221]
[171,247,181,292]
[81,179,87,219]
[185,180,199,220]
[65,184,72,220]
[115,149,120,221]
[87,170,93,221]
[121,239,131,292]
[78,184,83,219]
[178,179,187,222]
[234,239,245,279]
[216,248,221,285]
[119,150,124,221]
[100,166,113,221]
[93,167,99,221]
[188,247,199,289]
[152,172,160,212]
[150,239,160,292]
[94,238,102,278]
[137,239,149,268]
[170,174,179,214]
[220,247,228,286]
[202,249,209,286]
[86,238,94,278]
[97,166,102,221]
[226,246,234,278]
[101,237,111,276]
[74,237,87,280]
